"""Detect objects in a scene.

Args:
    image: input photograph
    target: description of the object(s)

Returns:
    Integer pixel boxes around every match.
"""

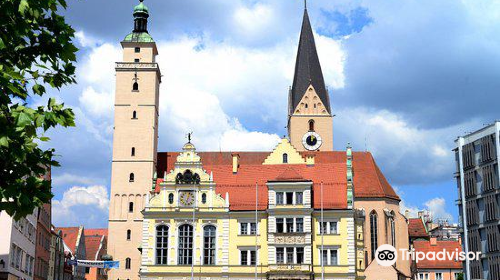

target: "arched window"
[203,225,216,265]
[126,229,131,240]
[132,111,137,119]
[168,193,174,204]
[390,212,396,247]
[178,224,193,265]
[132,82,139,91]
[131,147,135,157]
[309,119,315,131]
[201,193,207,204]
[129,173,134,182]
[370,211,378,260]
[129,202,134,213]
[305,103,308,108]
[283,153,288,163]
[156,225,168,264]
[125,258,131,269]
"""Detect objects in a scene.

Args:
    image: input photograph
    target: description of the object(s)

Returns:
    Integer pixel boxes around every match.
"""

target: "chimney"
[231,153,240,174]
[430,237,437,246]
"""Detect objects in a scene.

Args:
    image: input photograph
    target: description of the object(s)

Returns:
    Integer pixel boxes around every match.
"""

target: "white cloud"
[52,185,109,226]
[52,173,97,187]
[75,31,102,48]
[79,87,113,118]
[233,4,274,36]
[425,197,453,222]
[78,43,120,89]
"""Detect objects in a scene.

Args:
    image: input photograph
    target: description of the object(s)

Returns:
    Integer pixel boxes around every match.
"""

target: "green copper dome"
[134,1,149,14]
[123,32,154,43]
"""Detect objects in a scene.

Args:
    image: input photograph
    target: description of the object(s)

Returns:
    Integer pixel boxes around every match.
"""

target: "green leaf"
[0,136,9,148]
[0,38,5,50]
[17,112,32,127]
[19,0,29,15]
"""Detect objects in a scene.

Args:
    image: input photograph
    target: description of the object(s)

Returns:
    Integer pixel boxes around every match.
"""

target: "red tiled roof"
[55,227,80,253]
[413,240,463,269]
[155,150,400,211]
[84,236,104,261]
[85,228,108,237]
[272,167,308,182]
[409,218,428,238]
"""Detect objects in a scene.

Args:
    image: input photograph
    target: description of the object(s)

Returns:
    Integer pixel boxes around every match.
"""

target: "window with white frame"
[240,249,257,265]
[319,220,338,234]
[417,273,429,280]
[275,192,304,205]
[319,248,338,265]
[203,225,216,265]
[239,221,258,235]
[156,225,168,265]
[276,217,304,233]
[276,247,304,264]
[435,272,443,280]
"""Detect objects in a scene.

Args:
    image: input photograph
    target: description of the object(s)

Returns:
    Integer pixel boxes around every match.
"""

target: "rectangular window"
[330,250,338,265]
[250,250,256,265]
[276,248,284,264]
[286,247,294,264]
[330,221,338,234]
[250,222,257,235]
[276,218,284,233]
[241,251,248,265]
[296,247,304,264]
[435,273,442,280]
[240,223,248,235]
[286,219,294,233]
[240,249,257,266]
[134,47,140,53]
[296,218,304,233]
[321,250,328,266]
[276,192,284,205]
[319,221,338,234]
[286,192,294,205]
[134,58,140,63]
[296,192,303,204]
[320,222,328,234]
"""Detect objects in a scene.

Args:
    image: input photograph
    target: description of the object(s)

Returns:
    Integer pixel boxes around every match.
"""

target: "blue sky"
[40,0,500,228]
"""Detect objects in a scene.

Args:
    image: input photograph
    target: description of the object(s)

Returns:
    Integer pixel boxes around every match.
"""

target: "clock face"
[302,131,322,151]
[179,191,195,206]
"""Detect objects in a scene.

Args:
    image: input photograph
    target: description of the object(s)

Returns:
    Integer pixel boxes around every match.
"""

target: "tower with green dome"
[108,2,161,280]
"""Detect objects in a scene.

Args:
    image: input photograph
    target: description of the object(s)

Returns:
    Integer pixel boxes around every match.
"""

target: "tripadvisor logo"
[375,244,398,267]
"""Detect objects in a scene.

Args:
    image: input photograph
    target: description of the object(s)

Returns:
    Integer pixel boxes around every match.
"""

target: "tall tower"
[288,5,333,151]
[108,1,160,280]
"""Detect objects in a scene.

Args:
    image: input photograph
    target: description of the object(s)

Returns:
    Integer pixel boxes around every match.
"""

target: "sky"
[38,0,500,228]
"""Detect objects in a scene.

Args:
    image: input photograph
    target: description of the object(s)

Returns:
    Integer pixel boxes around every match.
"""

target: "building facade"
[35,203,52,280]
[56,227,86,280]
[455,121,500,280]
[107,2,410,280]
[0,210,38,280]
[84,229,108,280]
[48,228,65,280]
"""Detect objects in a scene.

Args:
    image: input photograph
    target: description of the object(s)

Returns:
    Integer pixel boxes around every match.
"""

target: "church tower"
[288,5,333,151]
[108,1,161,280]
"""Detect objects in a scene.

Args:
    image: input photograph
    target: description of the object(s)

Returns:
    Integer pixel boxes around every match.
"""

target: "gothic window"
[126,229,131,240]
[309,119,315,131]
[125,258,131,269]
[132,111,137,119]
[201,193,207,204]
[168,193,174,204]
[389,215,396,247]
[129,202,134,213]
[203,226,216,265]
[131,147,135,157]
[134,47,140,53]
[129,173,134,182]
[370,211,378,260]
[156,225,168,265]
[178,224,193,265]
[283,153,288,163]
[132,82,139,91]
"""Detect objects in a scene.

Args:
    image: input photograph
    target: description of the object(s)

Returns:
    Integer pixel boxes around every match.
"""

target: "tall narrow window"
[156,225,168,265]
[276,248,284,264]
[276,192,284,205]
[309,119,315,131]
[201,193,207,204]
[168,193,174,204]
[276,218,284,233]
[132,82,139,91]
[178,224,193,265]
[132,111,137,119]
[129,202,134,213]
[370,211,378,260]
[129,173,134,182]
[390,215,396,247]
[131,147,135,157]
[296,218,304,233]
[126,229,131,240]
[296,192,303,204]
[125,258,131,269]
[203,226,216,265]
[286,192,293,205]
[283,153,288,163]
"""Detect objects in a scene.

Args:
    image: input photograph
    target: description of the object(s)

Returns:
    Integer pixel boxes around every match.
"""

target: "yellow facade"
[139,141,364,280]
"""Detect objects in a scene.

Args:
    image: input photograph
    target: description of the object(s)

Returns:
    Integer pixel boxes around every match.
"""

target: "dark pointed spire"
[290,6,331,115]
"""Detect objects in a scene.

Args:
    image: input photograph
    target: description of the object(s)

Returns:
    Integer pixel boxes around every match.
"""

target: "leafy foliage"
[0,0,77,219]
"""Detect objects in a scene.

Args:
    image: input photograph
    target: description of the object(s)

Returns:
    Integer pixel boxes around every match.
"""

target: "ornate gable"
[263,138,306,165]
[292,84,330,116]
